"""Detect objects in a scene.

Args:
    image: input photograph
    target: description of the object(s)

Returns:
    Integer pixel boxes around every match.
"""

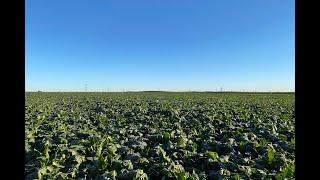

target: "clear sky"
[26,0,295,92]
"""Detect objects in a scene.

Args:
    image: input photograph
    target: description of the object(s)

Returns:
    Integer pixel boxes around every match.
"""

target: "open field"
[25,92,295,179]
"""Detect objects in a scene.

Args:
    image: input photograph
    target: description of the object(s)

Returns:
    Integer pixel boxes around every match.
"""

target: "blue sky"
[26,0,294,92]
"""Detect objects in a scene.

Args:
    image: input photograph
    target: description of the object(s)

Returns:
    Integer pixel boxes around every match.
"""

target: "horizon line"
[25,90,295,93]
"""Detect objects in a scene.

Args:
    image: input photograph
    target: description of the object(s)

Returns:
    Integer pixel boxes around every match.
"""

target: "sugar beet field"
[25,92,295,179]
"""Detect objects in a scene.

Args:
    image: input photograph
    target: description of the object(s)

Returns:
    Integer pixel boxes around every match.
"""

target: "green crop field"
[25,92,295,179]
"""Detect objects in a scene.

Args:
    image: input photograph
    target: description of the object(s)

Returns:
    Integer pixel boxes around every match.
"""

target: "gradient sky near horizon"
[26,0,295,92]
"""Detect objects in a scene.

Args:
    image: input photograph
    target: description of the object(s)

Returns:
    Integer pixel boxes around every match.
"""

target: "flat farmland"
[25,92,295,179]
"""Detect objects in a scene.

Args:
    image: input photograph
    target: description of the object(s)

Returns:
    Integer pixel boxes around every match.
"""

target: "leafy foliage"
[25,92,295,179]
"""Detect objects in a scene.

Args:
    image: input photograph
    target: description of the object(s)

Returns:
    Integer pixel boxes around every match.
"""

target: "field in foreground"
[25,92,295,179]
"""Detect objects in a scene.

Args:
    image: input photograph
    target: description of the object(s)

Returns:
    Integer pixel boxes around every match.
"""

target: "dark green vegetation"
[25,92,295,179]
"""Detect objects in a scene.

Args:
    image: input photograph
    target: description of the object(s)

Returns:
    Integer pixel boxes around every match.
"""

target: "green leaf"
[219,155,229,163]
[108,144,118,154]
[290,137,295,145]
[205,151,219,161]
[133,169,149,180]
[267,146,275,163]
[163,132,171,142]
[177,137,186,148]
[191,142,198,152]
[276,162,295,180]
[231,173,240,180]
[123,160,134,170]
